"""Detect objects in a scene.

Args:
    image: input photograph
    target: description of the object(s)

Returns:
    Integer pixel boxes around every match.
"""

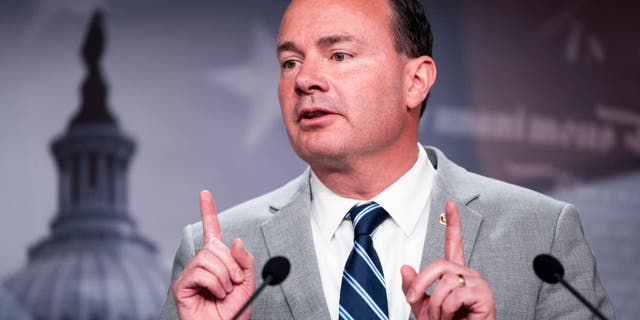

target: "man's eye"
[282,60,298,69]
[332,52,351,62]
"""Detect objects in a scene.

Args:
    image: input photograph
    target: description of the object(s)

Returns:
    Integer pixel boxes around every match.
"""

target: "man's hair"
[387,0,434,117]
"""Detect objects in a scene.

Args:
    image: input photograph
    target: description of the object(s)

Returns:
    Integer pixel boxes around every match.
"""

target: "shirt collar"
[310,144,436,240]
[310,170,357,241]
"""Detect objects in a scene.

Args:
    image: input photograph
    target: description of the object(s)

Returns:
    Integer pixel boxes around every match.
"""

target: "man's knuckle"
[443,273,458,286]
[433,259,446,268]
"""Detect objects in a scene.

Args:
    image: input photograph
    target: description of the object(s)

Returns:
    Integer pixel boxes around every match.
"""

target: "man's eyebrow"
[317,34,355,47]
[277,34,356,55]
[277,41,301,55]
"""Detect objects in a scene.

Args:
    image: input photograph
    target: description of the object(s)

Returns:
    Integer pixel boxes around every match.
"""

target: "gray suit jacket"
[160,146,614,319]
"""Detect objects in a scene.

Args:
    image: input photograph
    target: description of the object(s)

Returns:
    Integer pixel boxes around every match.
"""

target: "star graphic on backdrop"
[206,24,281,150]
[24,0,108,43]
[564,21,605,63]
[536,2,606,64]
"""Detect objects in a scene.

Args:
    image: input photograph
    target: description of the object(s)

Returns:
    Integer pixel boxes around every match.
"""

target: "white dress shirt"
[310,144,436,320]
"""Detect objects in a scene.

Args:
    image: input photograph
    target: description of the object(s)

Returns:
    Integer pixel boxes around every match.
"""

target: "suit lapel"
[258,147,482,319]
[420,147,483,269]
[420,184,482,268]
[260,173,331,319]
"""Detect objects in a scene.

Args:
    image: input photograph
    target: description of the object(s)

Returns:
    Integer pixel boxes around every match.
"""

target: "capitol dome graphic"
[2,11,168,320]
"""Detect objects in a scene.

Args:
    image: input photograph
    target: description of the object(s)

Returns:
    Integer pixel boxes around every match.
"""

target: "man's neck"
[310,143,420,200]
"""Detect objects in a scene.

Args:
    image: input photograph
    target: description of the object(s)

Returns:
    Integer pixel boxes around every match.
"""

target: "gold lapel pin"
[439,213,447,225]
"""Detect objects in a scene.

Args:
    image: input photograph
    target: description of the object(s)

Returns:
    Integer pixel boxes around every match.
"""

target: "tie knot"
[347,202,388,237]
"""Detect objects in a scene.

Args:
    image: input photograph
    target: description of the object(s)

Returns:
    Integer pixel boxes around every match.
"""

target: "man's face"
[277,0,414,169]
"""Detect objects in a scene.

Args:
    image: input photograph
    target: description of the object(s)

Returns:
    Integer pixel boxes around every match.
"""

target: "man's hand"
[173,190,256,320]
[401,200,495,320]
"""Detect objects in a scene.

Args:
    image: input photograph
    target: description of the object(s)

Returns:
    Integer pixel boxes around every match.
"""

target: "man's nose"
[294,59,329,95]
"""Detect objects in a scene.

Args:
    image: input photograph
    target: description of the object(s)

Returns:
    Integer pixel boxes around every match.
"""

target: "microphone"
[261,255,290,286]
[533,254,609,320]
[232,256,290,320]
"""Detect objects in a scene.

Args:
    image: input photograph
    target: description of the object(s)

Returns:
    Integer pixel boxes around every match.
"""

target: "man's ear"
[405,56,437,112]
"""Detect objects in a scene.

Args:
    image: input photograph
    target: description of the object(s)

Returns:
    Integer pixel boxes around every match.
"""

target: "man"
[161,0,614,319]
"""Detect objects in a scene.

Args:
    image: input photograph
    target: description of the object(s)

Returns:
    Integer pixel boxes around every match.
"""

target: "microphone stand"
[231,274,273,320]
[553,273,609,320]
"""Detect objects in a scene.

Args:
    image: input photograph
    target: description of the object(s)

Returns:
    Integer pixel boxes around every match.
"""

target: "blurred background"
[0,0,638,319]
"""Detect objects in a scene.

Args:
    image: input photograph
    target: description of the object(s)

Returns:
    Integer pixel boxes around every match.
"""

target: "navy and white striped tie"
[338,202,389,320]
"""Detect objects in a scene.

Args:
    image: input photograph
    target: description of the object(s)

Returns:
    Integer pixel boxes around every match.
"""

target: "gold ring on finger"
[457,274,466,288]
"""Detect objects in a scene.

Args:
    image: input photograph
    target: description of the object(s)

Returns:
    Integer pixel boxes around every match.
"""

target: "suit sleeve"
[534,204,615,319]
[159,223,199,320]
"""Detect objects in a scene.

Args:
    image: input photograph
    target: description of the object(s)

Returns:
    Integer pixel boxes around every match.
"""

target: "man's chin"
[293,143,347,167]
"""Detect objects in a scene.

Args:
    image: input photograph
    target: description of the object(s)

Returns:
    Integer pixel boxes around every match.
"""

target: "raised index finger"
[200,190,222,243]
[444,200,465,266]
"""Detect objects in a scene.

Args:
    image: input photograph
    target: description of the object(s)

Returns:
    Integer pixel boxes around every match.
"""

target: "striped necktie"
[338,202,389,320]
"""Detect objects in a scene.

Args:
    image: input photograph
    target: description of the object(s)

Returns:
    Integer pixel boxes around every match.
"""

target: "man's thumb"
[400,265,417,295]
[231,239,255,274]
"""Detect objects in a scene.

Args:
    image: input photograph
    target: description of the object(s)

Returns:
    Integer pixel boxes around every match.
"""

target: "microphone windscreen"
[533,254,565,284]
[262,256,290,285]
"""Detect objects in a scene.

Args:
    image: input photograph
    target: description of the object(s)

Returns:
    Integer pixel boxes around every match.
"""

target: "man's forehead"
[287,0,387,9]
[283,0,391,21]
[278,0,393,46]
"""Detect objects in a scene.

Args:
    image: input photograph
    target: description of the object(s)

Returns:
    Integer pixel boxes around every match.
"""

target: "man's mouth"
[297,108,334,121]
[301,110,329,119]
